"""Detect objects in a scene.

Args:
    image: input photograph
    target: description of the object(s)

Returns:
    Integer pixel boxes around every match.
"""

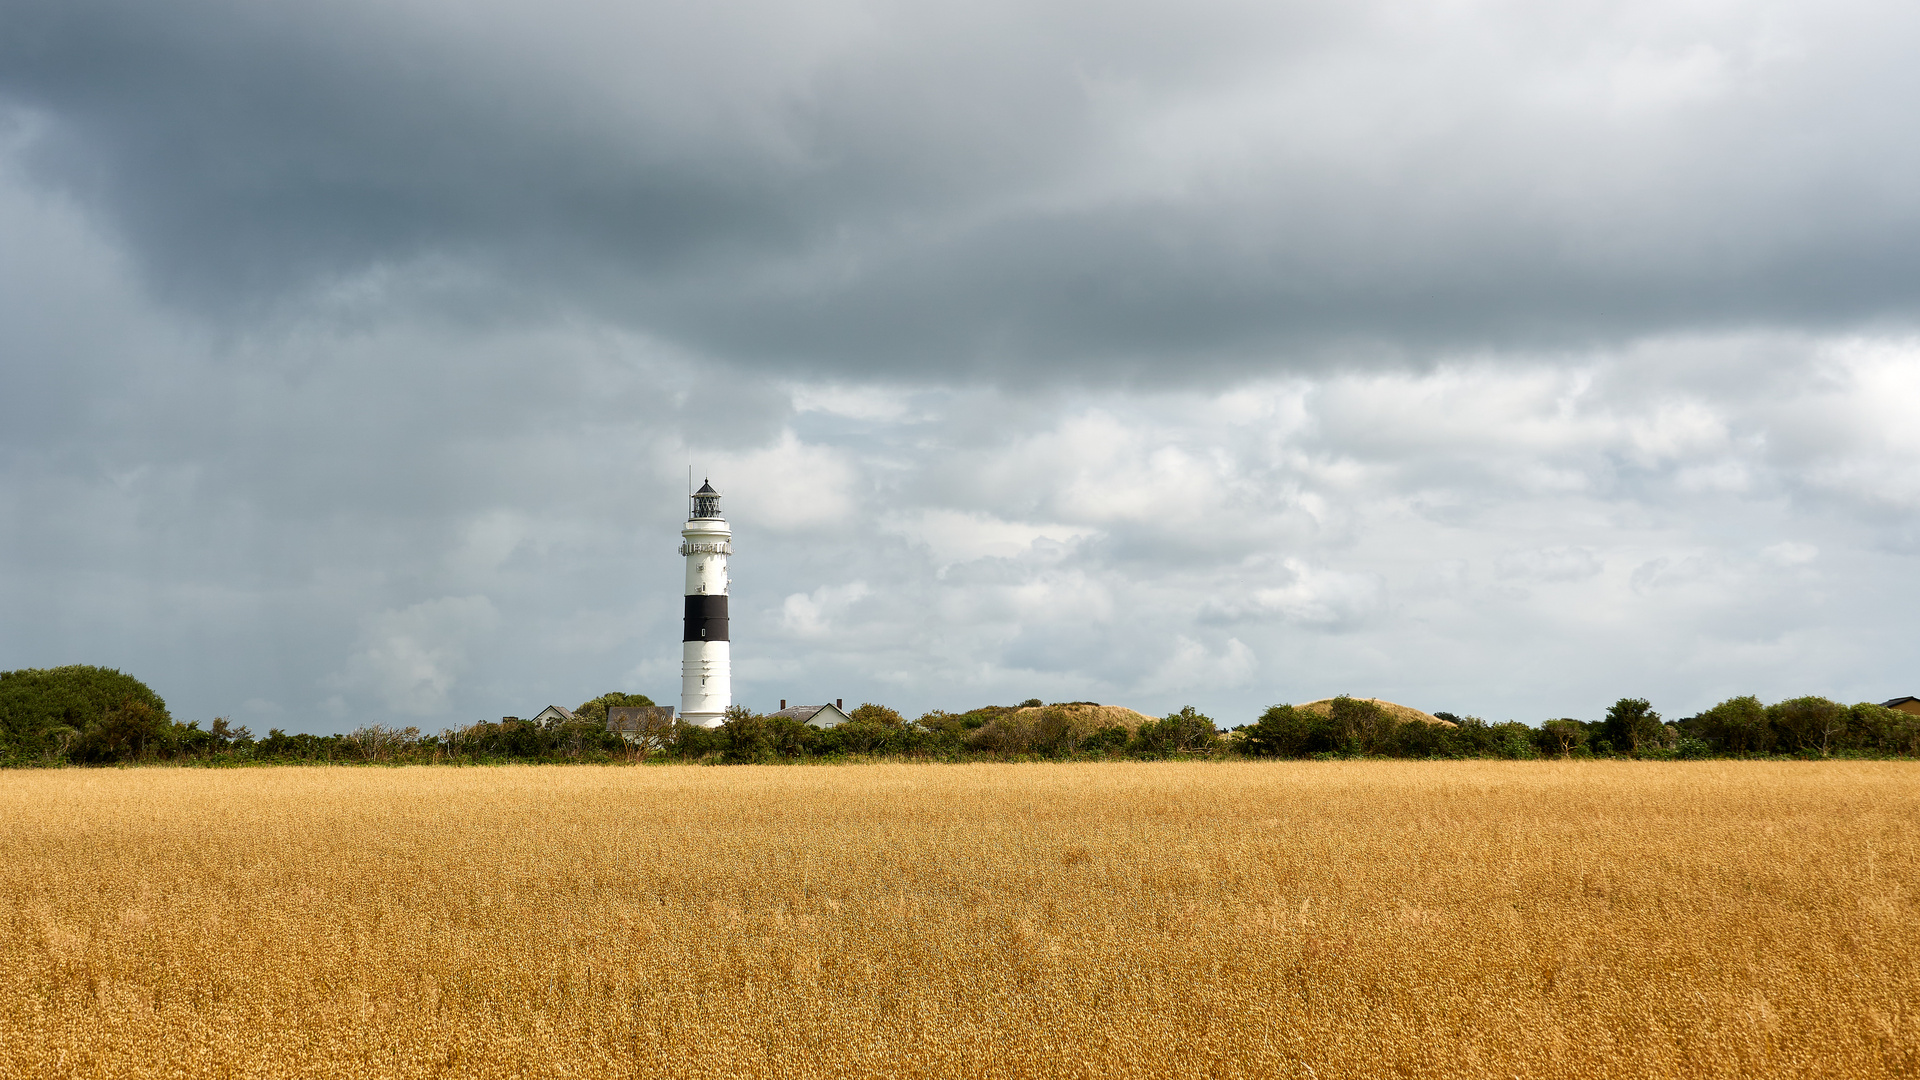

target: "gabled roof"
[530,705,576,723]
[770,703,852,728]
[1882,696,1919,708]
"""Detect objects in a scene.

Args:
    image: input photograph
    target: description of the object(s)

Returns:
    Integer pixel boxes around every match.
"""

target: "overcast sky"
[3,0,1918,732]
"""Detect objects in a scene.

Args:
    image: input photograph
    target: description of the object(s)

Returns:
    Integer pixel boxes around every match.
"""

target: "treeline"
[5,666,1918,766]
[693,695,1920,763]
[0,669,661,767]
[1237,695,1920,760]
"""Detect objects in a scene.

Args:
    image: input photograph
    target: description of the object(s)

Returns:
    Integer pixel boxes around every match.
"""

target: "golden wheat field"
[3,762,1916,1079]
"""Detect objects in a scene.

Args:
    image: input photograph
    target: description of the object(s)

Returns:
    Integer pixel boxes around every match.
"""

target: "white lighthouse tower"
[679,480,731,727]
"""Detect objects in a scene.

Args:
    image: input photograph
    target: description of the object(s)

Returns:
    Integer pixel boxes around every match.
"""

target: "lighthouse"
[679,480,731,727]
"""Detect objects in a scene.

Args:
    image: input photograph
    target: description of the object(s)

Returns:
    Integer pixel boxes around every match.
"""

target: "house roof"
[1882,696,1919,708]
[770,703,851,727]
[531,705,576,722]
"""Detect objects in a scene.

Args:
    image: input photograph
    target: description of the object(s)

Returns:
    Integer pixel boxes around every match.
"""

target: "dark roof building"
[1882,697,1920,716]
[771,701,852,728]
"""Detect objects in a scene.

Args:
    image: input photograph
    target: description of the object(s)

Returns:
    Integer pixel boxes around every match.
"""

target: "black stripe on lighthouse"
[683,595,729,642]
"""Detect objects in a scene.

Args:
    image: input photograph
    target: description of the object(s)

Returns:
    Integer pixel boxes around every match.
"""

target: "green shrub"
[961,706,1115,758]
[1077,725,1130,758]
[719,706,773,764]
[1128,707,1218,757]
[1491,723,1540,760]
[1692,695,1772,755]
[817,717,909,756]
[1,666,172,764]
[1385,716,1460,759]
[670,721,723,759]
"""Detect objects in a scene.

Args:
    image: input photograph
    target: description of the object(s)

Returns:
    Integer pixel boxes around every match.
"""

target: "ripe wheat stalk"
[2,761,1915,1078]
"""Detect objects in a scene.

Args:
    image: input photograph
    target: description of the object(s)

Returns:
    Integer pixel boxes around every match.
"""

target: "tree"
[1490,721,1541,760]
[572,691,657,727]
[1,666,172,764]
[1027,708,1083,757]
[210,717,252,750]
[611,710,675,760]
[1078,725,1130,757]
[670,720,723,759]
[818,715,906,756]
[1693,695,1772,755]
[1385,715,1459,758]
[720,705,773,764]
[1541,719,1588,758]
[1129,707,1218,757]
[1767,696,1848,756]
[848,703,905,728]
[70,698,174,764]
[1849,702,1920,756]
[965,710,1047,755]
[763,715,815,758]
[1602,698,1663,755]
[1241,704,1315,758]
[1327,697,1398,755]
[347,725,421,763]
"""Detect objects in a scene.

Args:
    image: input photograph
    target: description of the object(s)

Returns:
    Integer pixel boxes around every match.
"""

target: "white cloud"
[1787,338,1920,509]
[1139,636,1257,695]
[703,430,859,531]
[1761,542,1818,566]
[883,509,1095,569]
[1606,43,1736,115]
[1205,559,1386,628]
[790,384,922,423]
[780,581,871,639]
[1496,547,1604,583]
[448,510,535,576]
[1629,554,1729,595]
[327,596,501,717]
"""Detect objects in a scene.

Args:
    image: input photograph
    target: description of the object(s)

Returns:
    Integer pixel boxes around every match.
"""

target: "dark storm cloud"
[5,0,1920,379]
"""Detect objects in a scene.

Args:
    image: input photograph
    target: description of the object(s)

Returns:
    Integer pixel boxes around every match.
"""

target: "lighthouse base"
[679,640,731,728]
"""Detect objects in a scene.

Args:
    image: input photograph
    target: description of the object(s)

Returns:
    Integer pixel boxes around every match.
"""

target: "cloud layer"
[2,0,1918,729]
[5,0,1920,378]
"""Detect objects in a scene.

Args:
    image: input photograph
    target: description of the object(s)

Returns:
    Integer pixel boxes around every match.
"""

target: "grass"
[3,761,1916,1078]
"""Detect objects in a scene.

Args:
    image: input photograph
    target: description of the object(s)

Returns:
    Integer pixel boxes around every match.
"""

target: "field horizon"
[5,760,1916,1077]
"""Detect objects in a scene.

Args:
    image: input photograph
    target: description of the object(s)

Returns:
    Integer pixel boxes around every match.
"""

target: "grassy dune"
[3,762,1916,1078]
